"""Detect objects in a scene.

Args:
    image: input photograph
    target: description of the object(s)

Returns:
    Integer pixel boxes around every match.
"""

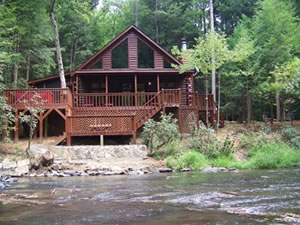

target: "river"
[1,169,300,225]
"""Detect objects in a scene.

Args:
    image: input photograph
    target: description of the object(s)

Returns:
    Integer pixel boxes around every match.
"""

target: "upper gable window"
[90,59,102,69]
[138,39,154,68]
[164,59,172,68]
[112,39,128,68]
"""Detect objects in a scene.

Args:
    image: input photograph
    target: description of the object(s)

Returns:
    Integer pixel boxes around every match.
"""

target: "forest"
[0,0,300,122]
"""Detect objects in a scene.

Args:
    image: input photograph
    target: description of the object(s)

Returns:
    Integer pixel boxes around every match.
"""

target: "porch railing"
[3,88,72,108]
[75,92,157,108]
[74,90,215,110]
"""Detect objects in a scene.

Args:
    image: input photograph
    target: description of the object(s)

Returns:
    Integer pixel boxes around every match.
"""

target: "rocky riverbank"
[0,144,240,191]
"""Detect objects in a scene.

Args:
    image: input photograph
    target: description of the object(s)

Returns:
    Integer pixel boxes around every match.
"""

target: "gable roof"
[29,25,184,85]
[78,24,182,70]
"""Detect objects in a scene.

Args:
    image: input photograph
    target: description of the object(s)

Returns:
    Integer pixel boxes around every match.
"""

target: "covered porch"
[73,72,194,108]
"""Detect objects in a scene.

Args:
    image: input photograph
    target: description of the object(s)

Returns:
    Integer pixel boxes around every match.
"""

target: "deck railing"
[74,90,215,109]
[3,88,72,109]
[75,92,157,108]
[4,88,215,110]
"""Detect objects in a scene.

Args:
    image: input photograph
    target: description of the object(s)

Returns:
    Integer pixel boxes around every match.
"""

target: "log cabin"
[4,25,221,145]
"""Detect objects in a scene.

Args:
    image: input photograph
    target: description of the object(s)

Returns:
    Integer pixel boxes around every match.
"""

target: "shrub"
[280,126,299,142]
[189,125,233,158]
[167,151,208,170]
[142,113,180,156]
[154,141,185,159]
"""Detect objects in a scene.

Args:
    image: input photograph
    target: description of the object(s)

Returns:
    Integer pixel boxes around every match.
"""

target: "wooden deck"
[4,88,217,145]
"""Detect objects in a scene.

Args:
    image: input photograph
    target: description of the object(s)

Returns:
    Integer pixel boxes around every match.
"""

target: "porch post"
[156,74,160,92]
[134,74,138,106]
[14,110,19,143]
[39,111,43,143]
[105,74,108,106]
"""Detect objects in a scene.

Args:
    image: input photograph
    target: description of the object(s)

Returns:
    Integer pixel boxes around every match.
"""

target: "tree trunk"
[69,36,73,71]
[270,97,274,124]
[205,79,209,126]
[209,0,216,103]
[247,95,252,123]
[276,92,280,122]
[26,52,31,87]
[154,0,159,43]
[12,62,18,88]
[202,2,207,34]
[216,72,220,130]
[134,0,138,27]
[50,0,66,88]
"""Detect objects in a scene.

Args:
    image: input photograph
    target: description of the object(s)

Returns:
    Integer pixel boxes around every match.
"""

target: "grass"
[167,151,208,170]
[166,142,300,170]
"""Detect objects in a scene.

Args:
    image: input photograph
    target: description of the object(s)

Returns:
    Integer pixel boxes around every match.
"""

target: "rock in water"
[41,151,54,167]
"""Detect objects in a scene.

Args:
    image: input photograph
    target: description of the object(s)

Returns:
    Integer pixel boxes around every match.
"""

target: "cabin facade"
[4,25,220,145]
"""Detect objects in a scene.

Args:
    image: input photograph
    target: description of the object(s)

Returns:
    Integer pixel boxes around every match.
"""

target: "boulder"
[41,151,54,167]
[14,165,29,176]
[158,168,173,173]
[2,159,17,170]
[17,159,30,167]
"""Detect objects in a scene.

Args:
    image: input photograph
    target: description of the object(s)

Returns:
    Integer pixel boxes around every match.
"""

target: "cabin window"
[138,39,154,68]
[112,39,128,68]
[90,59,102,69]
[164,59,172,68]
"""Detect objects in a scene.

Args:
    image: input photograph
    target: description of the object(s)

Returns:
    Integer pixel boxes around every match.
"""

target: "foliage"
[142,113,180,155]
[245,142,300,169]
[172,31,231,77]
[280,126,300,149]
[19,93,46,153]
[189,125,233,158]
[0,75,15,142]
[167,151,208,170]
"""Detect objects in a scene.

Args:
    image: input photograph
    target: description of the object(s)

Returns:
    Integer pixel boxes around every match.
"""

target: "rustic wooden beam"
[105,74,108,105]
[134,74,138,107]
[54,108,66,120]
[42,108,54,120]
[39,111,43,143]
[157,74,160,92]
[14,110,19,143]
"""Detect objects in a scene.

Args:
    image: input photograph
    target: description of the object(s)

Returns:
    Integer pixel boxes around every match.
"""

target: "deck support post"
[105,74,108,105]
[14,110,19,143]
[132,116,137,144]
[134,74,138,107]
[157,74,160,92]
[39,111,43,143]
[45,117,48,138]
[100,135,104,146]
[178,107,182,133]
[66,108,71,146]
[66,133,71,146]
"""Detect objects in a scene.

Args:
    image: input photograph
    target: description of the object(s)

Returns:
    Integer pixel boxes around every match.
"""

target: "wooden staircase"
[136,92,162,129]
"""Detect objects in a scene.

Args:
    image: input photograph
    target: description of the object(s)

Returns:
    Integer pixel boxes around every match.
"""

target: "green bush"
[167,151,208,170]
[142,113,180,156]
[189,125,233,158]
[154,141,185,159]
[279,126,300,149]
[280,126,299,141]
[245,142,300,169]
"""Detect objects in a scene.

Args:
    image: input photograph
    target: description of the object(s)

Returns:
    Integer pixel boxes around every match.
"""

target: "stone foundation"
[30,144,148,161]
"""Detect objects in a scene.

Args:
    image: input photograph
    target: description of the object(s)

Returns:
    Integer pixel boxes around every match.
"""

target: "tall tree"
[253,0,300,120]
[50,0,66,88]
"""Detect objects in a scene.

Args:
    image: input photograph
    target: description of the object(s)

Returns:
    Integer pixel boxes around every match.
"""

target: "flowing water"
[1,169,300,225]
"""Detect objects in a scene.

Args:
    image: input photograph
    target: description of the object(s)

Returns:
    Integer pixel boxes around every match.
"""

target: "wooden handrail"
[3,88,71,108]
